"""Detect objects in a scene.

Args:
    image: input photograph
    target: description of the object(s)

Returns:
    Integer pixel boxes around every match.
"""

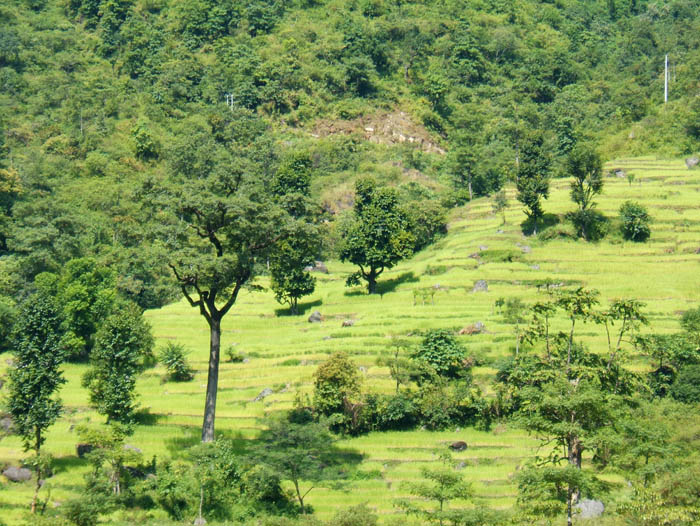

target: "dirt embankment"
[311,111,446,155]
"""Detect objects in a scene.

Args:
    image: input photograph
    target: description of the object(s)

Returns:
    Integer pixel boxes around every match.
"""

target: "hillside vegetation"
[2,0,700,525]
[2,158,700,525]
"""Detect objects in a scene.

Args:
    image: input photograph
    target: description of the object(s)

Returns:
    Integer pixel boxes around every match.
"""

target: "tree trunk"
[202,317,221,442]
[31,434,41,513]
[367,270,378,295]
[468,179,473,201]
[567,484,573,526]
[294,480,305,515]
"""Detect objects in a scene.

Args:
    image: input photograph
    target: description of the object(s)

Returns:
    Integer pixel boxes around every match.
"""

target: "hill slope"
[2,157,699,523]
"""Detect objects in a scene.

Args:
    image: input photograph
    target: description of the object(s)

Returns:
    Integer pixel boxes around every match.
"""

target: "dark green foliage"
[619,201,652,241]
[313,352,361,416]
[7,293,65,453]
[566,144,605,240]
[62,495,110,526]
[339,178,415,294]
[412,329,468,379]
[268,152,320,313]
[158,342,195,382]
[35,258,117,361]
[670,365,700,403]
[82,303,154,426]
[403,200,448,252]
[0,295,16,353]
[681,307,700,339]
[516,134,552,230]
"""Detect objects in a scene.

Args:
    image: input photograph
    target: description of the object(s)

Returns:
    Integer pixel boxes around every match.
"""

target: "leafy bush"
[225,346,245,363]
[403,200,448,252]
[62,494,112,526]
[412,329,468,379]
[670,365,700,403]
[376,392,418,430]
[313,352,362,416]
[567,209,609,241]
[620,201,652,241]
[333,503,379,526]
[158,343,194,382]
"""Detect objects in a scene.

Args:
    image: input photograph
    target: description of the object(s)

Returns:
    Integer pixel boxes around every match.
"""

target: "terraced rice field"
[1,157,699,524]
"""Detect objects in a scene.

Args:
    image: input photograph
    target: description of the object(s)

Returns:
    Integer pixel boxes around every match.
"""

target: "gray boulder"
[123,445,142,454]
[1,416,13,433]
[472,280,488,292]
[614,169,626,178]
[342,319,355,327]
[520,245,532,254]
[254,388,274,402]
[575,499,604,519]
[686,156,699,169]
[3,466,32,482]
[308,311,323,323]
[304,261,329,274]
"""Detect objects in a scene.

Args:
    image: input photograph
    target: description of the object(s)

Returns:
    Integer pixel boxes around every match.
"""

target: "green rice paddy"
[1,157,699,524]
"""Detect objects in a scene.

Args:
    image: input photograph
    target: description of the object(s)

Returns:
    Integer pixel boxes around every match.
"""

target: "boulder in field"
[472,280,488,292]
[308,311,323,323]
[449,441,468,452]
[254,388,274,402]
[685,156,699,169]
[575,499,605,519]
[3,466,32,482]
[342,319,355,327]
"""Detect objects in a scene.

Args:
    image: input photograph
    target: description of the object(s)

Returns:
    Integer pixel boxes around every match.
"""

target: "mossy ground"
[1,158,699,524]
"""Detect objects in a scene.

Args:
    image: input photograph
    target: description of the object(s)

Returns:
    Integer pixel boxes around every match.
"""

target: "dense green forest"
[1,0,700,525]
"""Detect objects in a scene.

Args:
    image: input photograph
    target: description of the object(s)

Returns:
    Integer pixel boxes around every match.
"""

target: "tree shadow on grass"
[274,298,323,317]
[343,271,419,297]
[377,271,419,296]
[52,454,87,474]
[520,213,560,236]
[133,408,167,426]
[164,427,250,459]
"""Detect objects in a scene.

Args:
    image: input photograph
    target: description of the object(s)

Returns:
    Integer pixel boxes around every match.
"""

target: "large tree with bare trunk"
[144,106,311,442]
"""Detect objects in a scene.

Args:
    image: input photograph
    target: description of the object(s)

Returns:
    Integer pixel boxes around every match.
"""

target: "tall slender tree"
[7,292,65,513]
[516,134,552,233]
[566,144,604,240]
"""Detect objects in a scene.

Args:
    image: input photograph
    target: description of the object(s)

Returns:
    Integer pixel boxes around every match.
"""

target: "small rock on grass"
[472,280,488,292]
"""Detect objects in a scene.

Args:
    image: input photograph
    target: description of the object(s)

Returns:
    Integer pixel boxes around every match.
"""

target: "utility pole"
[664,54,668,104]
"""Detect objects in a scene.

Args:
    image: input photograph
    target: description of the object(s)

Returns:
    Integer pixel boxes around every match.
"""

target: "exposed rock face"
[575,499,605,519]
[308,311,323,323]
[312,111,446,155]
[254,388,274,402]
[449,441,468,452]
[472,280,488,292]
[685,156,699,169]
[3,466,32,482]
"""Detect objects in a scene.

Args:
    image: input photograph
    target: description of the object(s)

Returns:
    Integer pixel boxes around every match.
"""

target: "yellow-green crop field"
[1,158,699,524]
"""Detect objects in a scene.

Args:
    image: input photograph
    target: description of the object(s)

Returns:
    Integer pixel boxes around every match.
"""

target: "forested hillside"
[1,0,700,304]
[1,1,700,525]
